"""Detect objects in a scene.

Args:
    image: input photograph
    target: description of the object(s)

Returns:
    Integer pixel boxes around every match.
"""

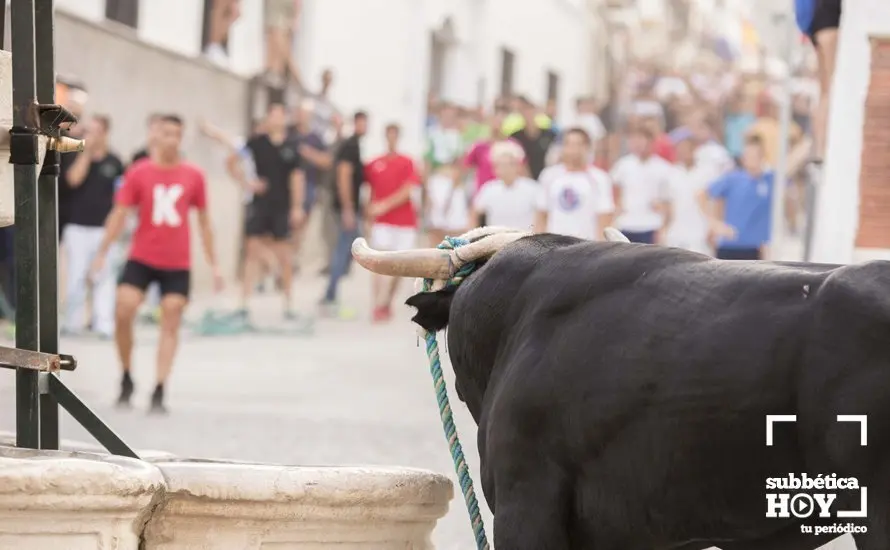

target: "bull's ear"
[405,289,454,332]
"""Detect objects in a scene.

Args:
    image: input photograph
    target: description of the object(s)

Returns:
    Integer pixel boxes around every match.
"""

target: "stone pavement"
[0,267,854,549]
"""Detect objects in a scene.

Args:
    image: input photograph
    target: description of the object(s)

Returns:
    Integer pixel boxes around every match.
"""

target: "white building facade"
[54,0,599,158]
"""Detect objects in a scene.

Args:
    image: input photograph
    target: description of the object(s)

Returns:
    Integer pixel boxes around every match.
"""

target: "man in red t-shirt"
[90,114,222,414]
[364,123,420,322]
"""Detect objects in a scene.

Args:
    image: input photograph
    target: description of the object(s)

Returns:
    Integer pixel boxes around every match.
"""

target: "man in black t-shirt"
[509,97,556,180]
[233,102,306,318]
[61,115,125,338]
[320,111,367,316]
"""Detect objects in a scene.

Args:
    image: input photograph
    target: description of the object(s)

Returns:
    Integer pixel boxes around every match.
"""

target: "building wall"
[812,0,890,264]
[300,0,594,159]
[55,0,265,76]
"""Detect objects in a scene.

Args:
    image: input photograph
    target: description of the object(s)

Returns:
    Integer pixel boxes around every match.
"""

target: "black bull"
[360,232,890,549]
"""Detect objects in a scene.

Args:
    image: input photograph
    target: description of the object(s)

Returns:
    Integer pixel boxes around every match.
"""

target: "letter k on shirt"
[116,159,207,270]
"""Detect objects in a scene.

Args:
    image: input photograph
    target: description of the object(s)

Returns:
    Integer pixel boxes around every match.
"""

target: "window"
[547,70,560,103]
[500,48,515,97]
[105,0,139,28]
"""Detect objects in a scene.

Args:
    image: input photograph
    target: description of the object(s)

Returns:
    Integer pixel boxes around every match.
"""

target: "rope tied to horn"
[421,235,490,550]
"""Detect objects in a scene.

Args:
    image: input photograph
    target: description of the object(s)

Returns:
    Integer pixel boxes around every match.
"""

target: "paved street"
[0,267,854,549]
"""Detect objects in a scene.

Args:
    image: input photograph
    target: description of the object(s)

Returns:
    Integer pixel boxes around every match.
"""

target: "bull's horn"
[603,227,630,243]
[453,231,530,264]
[351,238,454,279]
[457,225,524,241]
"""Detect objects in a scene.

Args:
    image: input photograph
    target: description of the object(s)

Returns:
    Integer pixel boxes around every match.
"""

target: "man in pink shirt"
[463,107,523,195]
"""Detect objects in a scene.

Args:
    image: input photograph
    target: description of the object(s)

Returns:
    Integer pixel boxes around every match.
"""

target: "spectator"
[664,129,710,254]
[463,107,517,195]
[263,0,302,96]
[203,0,241,67]
[723,91,756,162]
[236,102,306,320]
[545,98,561,136]
[309,68,340,145]
[502,97,552,136]
[425,159,470,246]
[534,128,614,240]
[61,115,125,338]
[364,123,421,322]
[746,97,802,170]
[688,109,734,183]
[317,112,345,275]
[794,0,841,179]
[425,102,464,175]
[609,125,673,244]
[509,96,558,180]
[698,135,775,261]
[469,140,537,230]
[573,96,607,155]
[320,111,368,318]
[641,115,676,163]
[57,80,88,242]
[290,100,333,249]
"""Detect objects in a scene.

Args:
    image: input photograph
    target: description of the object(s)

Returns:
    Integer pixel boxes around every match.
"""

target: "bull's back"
[480,244,840,545]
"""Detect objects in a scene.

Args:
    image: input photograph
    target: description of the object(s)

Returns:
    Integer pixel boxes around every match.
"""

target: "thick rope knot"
[420,236,490,550]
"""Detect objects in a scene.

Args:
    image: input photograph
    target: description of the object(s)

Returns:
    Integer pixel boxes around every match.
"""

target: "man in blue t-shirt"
[698,136,775,261]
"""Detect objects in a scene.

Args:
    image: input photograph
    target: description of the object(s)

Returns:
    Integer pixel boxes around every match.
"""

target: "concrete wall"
[55,11,249,290]
[0,446,453,550]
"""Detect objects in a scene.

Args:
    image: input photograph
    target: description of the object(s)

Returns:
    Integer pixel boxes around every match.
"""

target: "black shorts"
[244,201,290,240]
[119,260,191,298]
[621,230,656,245]
[810,0,842,43]
[716,247,761,261]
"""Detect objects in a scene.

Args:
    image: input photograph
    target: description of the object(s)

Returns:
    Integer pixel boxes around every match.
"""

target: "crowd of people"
[0,55,819,413]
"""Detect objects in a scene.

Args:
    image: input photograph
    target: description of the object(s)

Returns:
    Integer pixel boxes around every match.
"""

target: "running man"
[90,114,222,414]
[236,102,306,319]
[364,123,421,322]
[534,128,615,240]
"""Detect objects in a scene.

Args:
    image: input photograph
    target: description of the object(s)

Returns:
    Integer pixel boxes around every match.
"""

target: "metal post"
[35,0,59,450]
[12,0,41,449]
[770,11,793,261]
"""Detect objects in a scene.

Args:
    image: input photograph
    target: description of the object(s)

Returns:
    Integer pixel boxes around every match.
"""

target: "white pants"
[63,224,116,335]
[370,223,417,251]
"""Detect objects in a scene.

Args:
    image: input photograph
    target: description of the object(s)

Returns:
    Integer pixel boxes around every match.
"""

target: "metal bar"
[0,345,74,372]
[770,11,792,261]
[12,0,40,450]
[34,0,59,451]
[47,374,139,459]
[0,0,6,51]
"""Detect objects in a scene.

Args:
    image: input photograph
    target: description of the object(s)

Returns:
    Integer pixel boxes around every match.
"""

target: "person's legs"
[369,223,390,321]
[272,239,294,313]
[810,0,841,163]
[383,226,417,317]
[114,261,149,406]
[716,247,761,260]
[87,227,116,338]
[322,217,360,306]
[152,288,188,414]
[240,236,267,311]
[61,225,91,334]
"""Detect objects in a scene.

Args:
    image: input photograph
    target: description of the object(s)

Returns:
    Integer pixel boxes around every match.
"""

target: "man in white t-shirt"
[610,126,674,244]
[470,141,538,231]
[689,109,734,183]
[534,128,614,240]
[664,129,710,254]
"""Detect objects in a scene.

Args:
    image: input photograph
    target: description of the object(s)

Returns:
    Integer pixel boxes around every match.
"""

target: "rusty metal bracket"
[0,345,76,373]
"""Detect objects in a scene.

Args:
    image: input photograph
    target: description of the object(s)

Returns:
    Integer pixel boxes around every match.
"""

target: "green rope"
[421,236,490,550]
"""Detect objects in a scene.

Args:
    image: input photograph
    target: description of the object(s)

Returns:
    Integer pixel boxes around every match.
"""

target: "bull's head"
[351,226,530,281]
